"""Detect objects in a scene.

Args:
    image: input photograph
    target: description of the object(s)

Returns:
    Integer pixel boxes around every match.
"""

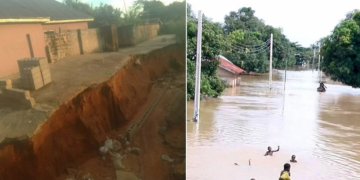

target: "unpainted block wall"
[133,24,160,44]
[81,29,103,54]
[44,28,103,62]
[118,23,160,47]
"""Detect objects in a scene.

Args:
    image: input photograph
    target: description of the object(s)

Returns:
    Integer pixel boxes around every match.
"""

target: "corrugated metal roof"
[218,55,246,74]
[0,0,93,20]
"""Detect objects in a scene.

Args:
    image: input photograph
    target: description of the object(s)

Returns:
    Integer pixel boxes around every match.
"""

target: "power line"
[232,38,271,48]
[230,46,270,55]
[231,42,270,52]
[231,43,270,54]
[229,38,271,53]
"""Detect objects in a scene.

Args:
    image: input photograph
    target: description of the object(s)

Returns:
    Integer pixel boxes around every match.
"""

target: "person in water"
[264,146,280,156]
[279,163,291,180]
[290,155,297,163]
[318,82,327,91]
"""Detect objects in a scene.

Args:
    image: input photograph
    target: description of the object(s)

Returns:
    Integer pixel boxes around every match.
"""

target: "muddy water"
[187,70,360,180]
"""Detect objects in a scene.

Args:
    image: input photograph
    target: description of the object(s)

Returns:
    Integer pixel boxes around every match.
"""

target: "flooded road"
[187,69,360,180]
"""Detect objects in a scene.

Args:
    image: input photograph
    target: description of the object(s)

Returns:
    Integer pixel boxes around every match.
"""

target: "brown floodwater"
[187,69,360,180]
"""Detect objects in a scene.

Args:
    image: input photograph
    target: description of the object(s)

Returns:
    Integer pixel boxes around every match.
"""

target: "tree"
[321,12,360,87]
[93,3,122,26]
[223,7,299,72]
[122,3,143,25]
[187,4,226,99]
[63,0,123,27]
[63,0,94,16]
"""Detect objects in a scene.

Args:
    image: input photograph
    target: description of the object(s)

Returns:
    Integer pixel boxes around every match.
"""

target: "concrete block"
[22,66,42,79]
[21,66,44,90]
[23,97,36,108]
[42,72,52,80]
[0,79,12,89]
[26,58,49,68]
[3,88,30,99]
[30,78,44,90]
[40,68,51,76]
[43,76,52,85]
[20,78,30,90]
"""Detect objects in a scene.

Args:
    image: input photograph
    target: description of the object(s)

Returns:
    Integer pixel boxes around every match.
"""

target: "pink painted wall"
[42,22,88,33]
[0,23,46,78]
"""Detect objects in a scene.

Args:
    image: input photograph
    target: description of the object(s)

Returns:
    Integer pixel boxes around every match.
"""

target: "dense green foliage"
[187,4,226,100]
[222,7,313,72]
[63,0,185,42]
[187,4,310,99]
[320,11,360,87]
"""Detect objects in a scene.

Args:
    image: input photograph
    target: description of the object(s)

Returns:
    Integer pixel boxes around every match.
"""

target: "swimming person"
[290,155,297,163]
[264,146,280,156]
[279,163,291,180]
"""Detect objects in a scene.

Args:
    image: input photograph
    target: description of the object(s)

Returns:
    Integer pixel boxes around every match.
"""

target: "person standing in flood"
[264,146,280,156]
[279,163,291,180]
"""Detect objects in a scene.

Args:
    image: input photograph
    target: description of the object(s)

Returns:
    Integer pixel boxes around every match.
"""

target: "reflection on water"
[187,70,360,180]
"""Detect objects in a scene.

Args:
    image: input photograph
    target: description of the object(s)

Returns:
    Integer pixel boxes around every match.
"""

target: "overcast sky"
[188,0,360,47]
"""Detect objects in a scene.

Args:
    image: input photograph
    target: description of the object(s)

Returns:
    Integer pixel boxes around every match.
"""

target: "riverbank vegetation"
[187,4,312,99]
[320,10,360,87]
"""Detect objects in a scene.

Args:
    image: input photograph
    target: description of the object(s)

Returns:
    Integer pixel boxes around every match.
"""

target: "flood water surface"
[187,70,360,180]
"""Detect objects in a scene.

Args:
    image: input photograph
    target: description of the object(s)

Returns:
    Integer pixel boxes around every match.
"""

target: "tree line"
[187,4,312,100]
[320,10,360,87]
[62,0,185,43]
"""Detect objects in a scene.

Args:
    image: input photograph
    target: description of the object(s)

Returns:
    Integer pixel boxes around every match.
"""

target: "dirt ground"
[0,37,185,180]
[0,35,177,142]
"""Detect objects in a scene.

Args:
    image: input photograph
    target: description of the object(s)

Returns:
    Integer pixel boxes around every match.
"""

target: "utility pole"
[313,47,316,72]
[318,44,321,82]
[269,33,273,90]
[320,56,323,81]
[193,10,203,122]
[284,58,287,92]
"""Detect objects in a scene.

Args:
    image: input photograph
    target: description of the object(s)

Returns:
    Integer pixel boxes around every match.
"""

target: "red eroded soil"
[0,44,185,180]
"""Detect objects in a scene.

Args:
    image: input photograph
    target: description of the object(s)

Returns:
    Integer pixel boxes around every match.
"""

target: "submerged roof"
[0,0,93,23]
[217,55,246,74]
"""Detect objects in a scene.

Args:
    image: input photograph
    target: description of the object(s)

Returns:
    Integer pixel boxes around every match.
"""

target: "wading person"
[317,82,327,92]
[290,155,297,163]
[264,146,280,156]
[279,163,291,180]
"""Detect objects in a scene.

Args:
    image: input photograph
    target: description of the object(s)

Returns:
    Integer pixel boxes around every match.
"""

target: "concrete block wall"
[44,32,70,62]
[0,79,36,108]
[133,24,160,44]
[118,23,160,47]
[67,30,81,56]
[81,29,103,54]
[0,79,12,90]
[44,28,103,62]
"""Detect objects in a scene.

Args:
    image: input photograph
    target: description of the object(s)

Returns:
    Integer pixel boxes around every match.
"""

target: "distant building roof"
[0,0,93,23]
[217,55,246,74]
